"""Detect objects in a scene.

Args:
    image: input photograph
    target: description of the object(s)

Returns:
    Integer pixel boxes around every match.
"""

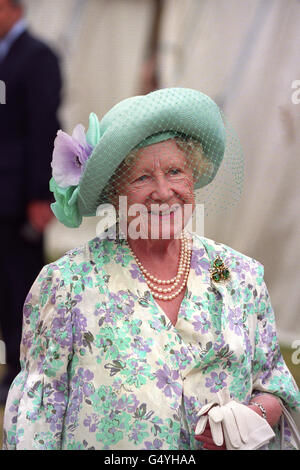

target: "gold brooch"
[210,256,230,283]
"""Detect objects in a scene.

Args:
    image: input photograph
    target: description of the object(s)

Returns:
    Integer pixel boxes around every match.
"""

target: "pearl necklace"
[127,235,192,301]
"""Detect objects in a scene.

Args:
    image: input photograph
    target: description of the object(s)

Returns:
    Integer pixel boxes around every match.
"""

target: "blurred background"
[0,0,299,445]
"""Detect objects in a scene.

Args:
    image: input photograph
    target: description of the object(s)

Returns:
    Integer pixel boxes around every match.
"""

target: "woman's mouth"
[148,205,181,217]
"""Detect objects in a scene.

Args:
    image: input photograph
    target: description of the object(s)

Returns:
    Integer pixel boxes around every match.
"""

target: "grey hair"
[121,136,214,183]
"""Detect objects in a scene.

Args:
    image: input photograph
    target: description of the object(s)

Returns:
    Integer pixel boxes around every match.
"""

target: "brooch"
[210,256,230,283]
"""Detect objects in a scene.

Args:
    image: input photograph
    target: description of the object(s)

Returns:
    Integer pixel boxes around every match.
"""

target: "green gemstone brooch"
[210,256,230,283]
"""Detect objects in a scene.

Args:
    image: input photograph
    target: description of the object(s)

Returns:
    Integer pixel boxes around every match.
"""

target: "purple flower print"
[213,335,224,351]
[115,247,132,268]
[98,307,115,325]
[52,314,73,349]
[228,307,244,336]
[192,314,211,334]
[172,347,193,371]
[116,394,140,413]
[53,389,66,403]
[260,323,275,346]
[102,291,135,321]
[205,371,227,393]
[72,308,88,346]
[129,422,147,444]
[52,376,68,403]
[78,368,94,382]
[64,368,95,428]
[23,293,33,316]
[82,382,95,397]
[182,395,200,428]
[145,439,163,450]
[149,317,163,331]
[117,291,136,315]
[83,414,99,433]
[46,402,66,433]
[132,336,152,355]
[155,364,182,398]
[190,248,210,276]
[51,124,93,188]
[129,263,146,283]
[230,256,257,281]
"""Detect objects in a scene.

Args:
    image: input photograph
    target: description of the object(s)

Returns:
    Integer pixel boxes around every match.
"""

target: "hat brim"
[77,88,226,216]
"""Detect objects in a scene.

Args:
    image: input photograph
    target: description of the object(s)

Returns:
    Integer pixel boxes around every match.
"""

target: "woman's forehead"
[132,140,186,170]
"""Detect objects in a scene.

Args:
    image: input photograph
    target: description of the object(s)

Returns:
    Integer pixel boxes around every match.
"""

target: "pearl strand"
[133,237,188,284]
[128,235,192,301]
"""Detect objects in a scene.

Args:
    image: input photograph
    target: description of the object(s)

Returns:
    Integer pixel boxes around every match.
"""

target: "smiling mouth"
[148,205,181,216]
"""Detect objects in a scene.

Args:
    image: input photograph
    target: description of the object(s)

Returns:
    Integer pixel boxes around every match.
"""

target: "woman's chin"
[149,219,183,239]
[127,216,183,240]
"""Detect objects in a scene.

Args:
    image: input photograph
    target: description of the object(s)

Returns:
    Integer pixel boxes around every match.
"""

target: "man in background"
[0,0,62,403]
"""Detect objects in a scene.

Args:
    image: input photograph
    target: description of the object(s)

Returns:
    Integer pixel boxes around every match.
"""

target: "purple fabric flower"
[228,307,244,336]
[205,371,227,393]
[145,439,163,450]
[172,346,193,370]
[116,394,139,413]
[155,364,182,398]
[51,124,93,188]
[192,314,211,334]
[132,336,152,355]
[190,248,210,276]
[129,264,146,283]
[78,368,94,381]
[53,390,66,404]
[83,414,99,433]
[260,323,275,345]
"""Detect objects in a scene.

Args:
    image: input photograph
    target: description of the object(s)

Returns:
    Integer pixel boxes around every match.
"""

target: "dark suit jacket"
[0,30,62,218]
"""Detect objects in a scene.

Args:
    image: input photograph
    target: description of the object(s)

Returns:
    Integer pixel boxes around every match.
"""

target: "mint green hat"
[50,87,231,228]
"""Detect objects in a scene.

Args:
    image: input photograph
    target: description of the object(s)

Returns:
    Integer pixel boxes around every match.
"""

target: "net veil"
[50,88,244,232]
[193,113,244,216]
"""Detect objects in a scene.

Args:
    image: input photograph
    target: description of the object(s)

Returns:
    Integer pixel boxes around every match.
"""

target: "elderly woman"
[3,88,300,450]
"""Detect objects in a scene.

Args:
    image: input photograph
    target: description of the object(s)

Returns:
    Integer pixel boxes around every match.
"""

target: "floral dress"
[3,234,300,450]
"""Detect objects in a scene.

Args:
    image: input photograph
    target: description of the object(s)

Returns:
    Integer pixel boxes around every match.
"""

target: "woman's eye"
[134,174,149,183]
[168,168,181,175]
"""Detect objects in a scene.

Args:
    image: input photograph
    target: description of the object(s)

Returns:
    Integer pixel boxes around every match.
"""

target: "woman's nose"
[151,174,174,201]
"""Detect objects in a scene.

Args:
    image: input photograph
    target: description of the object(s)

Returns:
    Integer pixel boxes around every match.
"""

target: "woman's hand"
[247,393,282,427]
[195,392,281,450]
[195,422,227,450]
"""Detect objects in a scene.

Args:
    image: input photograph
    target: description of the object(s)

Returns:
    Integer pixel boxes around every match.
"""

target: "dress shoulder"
[194,234,264,279]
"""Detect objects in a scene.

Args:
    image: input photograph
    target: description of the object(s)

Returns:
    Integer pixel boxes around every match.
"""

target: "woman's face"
[118,139,195,239]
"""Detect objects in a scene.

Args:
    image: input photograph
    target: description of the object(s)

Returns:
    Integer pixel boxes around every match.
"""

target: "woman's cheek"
[173,178,195,203]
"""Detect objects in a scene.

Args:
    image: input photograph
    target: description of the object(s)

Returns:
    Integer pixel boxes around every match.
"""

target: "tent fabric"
[157,0,300,346]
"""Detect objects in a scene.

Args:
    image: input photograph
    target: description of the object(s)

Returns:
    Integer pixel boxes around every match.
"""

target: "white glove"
[195,400,224,447]
[195,388,231,444]
[220,401,275,450]
[195,390,275,450]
